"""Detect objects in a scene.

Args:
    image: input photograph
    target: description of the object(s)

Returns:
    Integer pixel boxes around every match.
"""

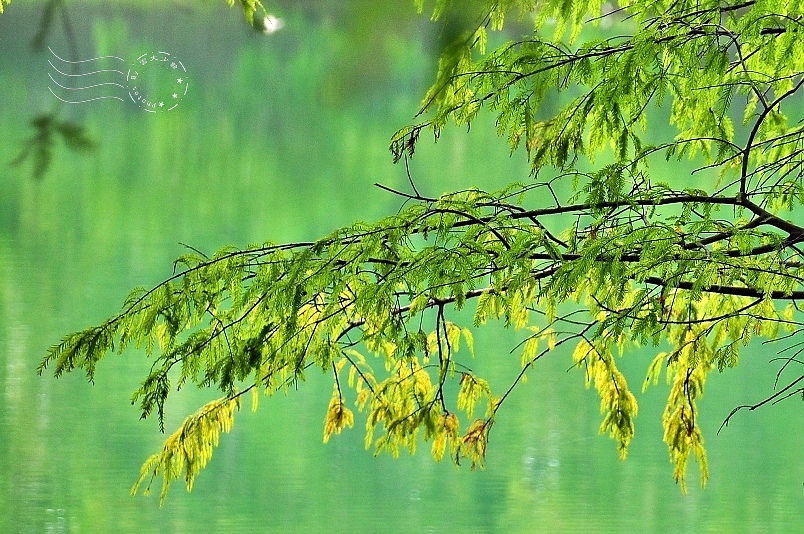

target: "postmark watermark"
[48,47,189,113]
[127,51,189,112]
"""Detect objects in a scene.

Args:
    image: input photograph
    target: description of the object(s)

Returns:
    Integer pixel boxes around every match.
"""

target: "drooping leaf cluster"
[226,0,270,30]
[12,113,96,180]
[131,397,240,504]
[31,0,804,501]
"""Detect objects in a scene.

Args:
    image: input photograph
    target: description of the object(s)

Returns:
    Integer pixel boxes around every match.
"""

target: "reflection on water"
[44,508,67,534]
[1,2,802,532]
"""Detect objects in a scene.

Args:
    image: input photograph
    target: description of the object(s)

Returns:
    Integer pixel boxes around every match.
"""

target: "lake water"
[1,2,801,532]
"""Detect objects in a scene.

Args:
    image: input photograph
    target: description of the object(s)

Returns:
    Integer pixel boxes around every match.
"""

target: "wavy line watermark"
[48,47,189,113]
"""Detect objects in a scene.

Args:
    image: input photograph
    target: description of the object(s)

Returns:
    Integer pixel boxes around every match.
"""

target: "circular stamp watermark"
[126,52,189,113]
[47,47,190,114]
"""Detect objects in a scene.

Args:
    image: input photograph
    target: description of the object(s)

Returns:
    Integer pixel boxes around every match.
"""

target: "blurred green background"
[0,2,801,532]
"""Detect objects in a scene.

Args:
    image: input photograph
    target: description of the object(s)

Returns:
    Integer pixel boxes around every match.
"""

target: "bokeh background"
[1,2,801,532]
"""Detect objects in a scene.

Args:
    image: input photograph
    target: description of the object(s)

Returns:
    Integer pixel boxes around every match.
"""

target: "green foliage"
[226,0,268,27]
[27,0,804,501]
[11,113,96,180]
[0,0,9,14]
[131,396,241,505]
